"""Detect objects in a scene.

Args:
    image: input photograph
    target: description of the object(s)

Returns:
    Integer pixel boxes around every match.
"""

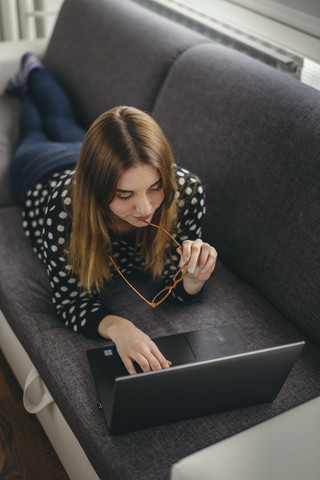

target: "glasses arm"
[109,222,187,308]
[108,256,156,307]
[144,221,182,250]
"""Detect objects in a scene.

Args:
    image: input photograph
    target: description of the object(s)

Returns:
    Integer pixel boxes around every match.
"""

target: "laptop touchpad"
[154,335,196,366]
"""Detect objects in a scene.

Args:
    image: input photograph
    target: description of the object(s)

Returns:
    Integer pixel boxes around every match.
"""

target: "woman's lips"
[134,215,152,222]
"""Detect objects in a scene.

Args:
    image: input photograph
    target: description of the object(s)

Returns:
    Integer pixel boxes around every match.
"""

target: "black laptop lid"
[87,325,304,434]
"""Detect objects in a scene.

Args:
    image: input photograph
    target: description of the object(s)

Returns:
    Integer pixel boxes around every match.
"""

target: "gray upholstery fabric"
[153,43,320,346]
[1,207,320,480]
[1,1,320,479]
[0,96,20,206]
[44,0,211,126]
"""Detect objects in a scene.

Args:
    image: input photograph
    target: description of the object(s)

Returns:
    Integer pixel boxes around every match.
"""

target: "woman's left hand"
[177,239,218,294]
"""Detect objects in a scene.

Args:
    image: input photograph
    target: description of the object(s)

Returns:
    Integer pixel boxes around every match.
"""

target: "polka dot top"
[22,165,206,339]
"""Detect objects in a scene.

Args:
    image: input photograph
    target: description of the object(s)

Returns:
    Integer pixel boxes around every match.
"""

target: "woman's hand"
[98,315,171,375]
[177,239,217,295]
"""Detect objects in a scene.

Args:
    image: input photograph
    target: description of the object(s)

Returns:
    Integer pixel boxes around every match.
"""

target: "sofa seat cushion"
[1,206,320,480]
[0,95,20,206]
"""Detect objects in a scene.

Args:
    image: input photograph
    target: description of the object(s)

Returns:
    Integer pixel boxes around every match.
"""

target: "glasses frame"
[108,221,188,308]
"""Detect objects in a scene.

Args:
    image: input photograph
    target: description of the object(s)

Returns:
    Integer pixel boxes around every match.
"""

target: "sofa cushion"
[0,95,20,206]
[44,0,211,126]
[1,207,320,480]
[153,43,320,346]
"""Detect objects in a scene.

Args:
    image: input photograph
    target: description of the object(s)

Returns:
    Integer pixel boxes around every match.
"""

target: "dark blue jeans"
[10,69,86,202]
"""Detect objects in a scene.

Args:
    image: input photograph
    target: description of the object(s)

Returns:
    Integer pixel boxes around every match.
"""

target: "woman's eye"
[150,184,162,192]
[118,194,132,200]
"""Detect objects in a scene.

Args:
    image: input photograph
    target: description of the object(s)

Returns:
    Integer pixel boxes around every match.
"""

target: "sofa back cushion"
[44,0,209,126]
[153,43,320,344]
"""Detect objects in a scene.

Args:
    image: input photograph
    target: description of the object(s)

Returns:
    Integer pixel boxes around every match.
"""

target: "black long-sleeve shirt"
[22,165,206,338]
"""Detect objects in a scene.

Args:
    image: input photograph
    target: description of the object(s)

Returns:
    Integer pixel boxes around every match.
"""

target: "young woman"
[8,53,217,374]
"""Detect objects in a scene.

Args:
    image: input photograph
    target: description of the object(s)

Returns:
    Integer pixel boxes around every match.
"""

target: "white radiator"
[0,0,62,41]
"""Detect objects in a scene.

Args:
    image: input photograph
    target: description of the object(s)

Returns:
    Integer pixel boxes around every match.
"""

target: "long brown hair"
[68,106,178,292]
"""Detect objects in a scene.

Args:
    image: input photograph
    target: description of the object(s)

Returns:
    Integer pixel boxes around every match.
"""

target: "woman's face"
[109,164,165,231]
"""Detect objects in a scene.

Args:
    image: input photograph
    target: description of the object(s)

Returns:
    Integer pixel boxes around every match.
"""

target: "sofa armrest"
[171,396,320,480]
[0,309,99,480]
[0,39,48,92]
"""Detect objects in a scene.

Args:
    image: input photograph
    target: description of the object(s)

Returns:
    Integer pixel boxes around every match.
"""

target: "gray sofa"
[0,0,319,479]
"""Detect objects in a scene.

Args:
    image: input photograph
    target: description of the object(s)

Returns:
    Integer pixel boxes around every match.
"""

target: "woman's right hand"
[98,315,171,375]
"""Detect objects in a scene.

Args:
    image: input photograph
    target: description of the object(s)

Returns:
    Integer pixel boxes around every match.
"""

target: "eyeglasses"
[109,221,188,307]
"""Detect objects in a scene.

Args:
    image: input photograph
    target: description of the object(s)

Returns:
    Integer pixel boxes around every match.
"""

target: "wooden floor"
[0,350,69,480]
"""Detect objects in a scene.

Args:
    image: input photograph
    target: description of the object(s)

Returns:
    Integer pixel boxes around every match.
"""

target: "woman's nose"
[135,194,152,214]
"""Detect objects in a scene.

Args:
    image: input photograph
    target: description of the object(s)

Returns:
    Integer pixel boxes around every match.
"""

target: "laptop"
[87,324,305,434]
